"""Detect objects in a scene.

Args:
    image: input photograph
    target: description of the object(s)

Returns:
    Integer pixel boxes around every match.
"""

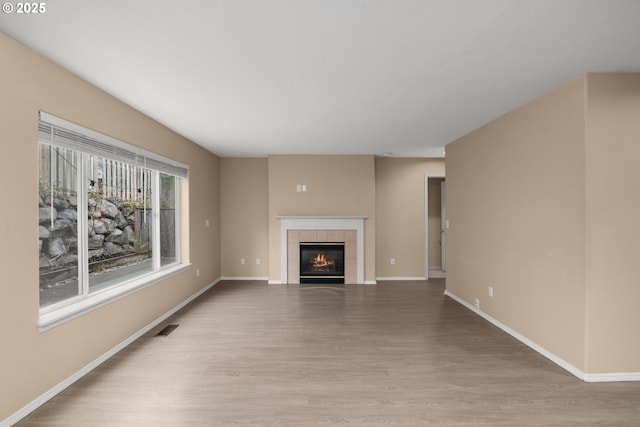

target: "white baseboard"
[376,276,426,281]
[2,278,221,427]
[268,279,283,284]
[583,372,640,382]
[444,290,640,382]
[219,276,269,281]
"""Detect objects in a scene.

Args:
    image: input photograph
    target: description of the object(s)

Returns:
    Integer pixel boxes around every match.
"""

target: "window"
[38,112,188,328]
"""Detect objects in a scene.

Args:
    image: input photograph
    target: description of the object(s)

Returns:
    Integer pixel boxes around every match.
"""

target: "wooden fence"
[39,145,152,203]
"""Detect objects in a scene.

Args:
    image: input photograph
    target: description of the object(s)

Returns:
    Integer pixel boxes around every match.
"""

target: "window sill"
[38,263,192,332]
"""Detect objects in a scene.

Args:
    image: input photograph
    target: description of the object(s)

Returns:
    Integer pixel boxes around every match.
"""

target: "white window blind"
[38,112,188,178]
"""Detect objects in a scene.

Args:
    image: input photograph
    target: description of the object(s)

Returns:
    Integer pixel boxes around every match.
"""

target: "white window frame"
[38,112,190,332]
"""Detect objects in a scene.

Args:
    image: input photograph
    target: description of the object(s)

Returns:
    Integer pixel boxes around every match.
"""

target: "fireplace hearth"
[299,242,345,284]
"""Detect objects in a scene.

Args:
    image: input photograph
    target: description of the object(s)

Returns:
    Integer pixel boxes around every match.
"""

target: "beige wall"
[267,155,376,283]
[375,158,445,278]
[584,74,640,373]
[447,73,640,375]
[220,158,269,278]
[446,76,588,371]
[0,33,220,420]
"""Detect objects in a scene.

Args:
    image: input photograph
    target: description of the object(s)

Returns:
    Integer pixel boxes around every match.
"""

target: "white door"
[440,180,446,271]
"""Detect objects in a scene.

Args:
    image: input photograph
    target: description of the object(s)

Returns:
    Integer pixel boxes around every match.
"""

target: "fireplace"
[278,216,365,284]
[299,242,345,284]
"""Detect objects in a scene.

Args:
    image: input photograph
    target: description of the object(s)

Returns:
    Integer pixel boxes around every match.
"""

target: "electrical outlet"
[390,258,396,265]
[488,286,493,297]
[196,268,200,277]
[240,258,246,265]
[255,258,261,265]
[474,298,480,309]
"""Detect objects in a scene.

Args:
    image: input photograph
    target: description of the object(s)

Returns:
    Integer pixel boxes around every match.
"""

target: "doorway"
[425,175,445,280]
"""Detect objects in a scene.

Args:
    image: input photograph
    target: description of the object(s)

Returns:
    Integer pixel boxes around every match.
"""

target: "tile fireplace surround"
[277,216,365,284]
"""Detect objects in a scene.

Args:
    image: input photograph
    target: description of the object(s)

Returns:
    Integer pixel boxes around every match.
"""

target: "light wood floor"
[18,280,640,426]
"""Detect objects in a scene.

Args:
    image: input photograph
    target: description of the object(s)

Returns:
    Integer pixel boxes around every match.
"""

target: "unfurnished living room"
[2,1,640,425]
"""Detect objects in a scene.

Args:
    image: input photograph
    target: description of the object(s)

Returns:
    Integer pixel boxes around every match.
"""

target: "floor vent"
[156,324,179,336]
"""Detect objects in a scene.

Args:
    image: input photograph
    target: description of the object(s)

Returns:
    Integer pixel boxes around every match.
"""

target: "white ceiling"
[2,1,640,158]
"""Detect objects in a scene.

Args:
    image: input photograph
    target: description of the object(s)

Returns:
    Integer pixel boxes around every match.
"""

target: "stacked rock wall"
[38,194,148,273]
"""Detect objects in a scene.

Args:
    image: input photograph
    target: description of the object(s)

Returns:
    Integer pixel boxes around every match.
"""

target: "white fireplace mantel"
[277,216,366,284]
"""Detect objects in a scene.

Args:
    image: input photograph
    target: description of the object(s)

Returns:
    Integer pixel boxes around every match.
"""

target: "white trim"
[376,276,427,281]
[444,289,640,382]
[39,264,191,332]
[3,279,220,427]
[364,280,377,285]
[268,279,283,285]
[277,216,366,284]
[584,372,640,382]
[220,276,269,281]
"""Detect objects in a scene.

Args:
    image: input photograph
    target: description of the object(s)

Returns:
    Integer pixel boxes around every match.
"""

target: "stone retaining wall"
[38,194,149,272]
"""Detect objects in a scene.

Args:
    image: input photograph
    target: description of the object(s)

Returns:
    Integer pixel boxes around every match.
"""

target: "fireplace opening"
[299,242,345,284]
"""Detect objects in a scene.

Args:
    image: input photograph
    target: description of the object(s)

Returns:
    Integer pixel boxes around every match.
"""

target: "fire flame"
[311,252,336,271]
